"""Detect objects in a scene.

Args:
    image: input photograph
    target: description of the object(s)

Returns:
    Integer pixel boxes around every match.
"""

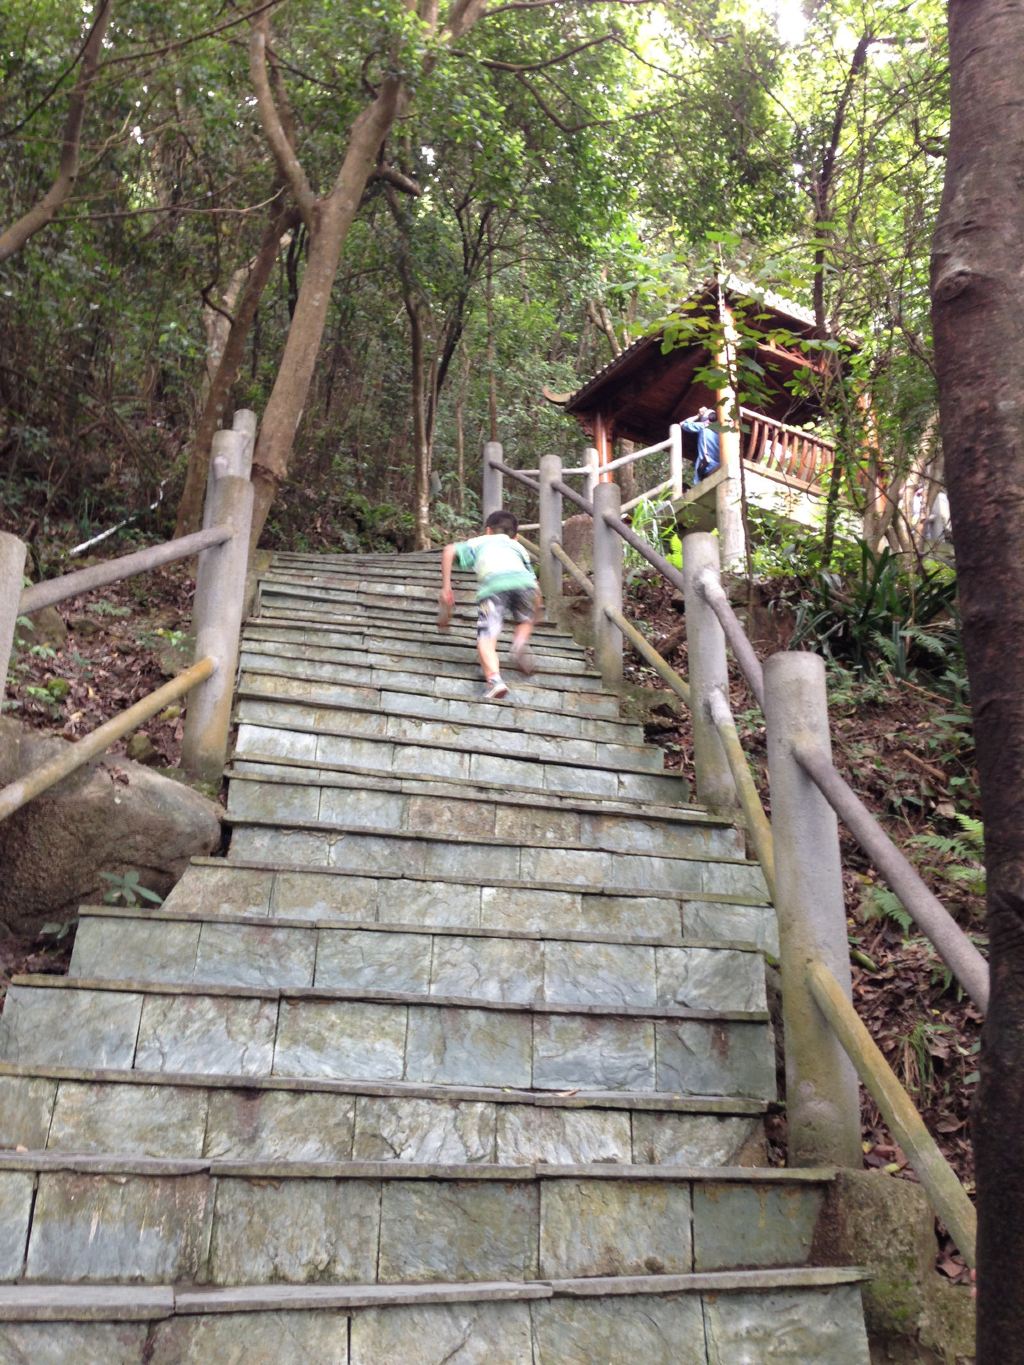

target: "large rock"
[0,718,221,932]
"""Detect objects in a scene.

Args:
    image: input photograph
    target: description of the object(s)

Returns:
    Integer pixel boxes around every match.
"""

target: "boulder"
[0,718,221,934]
[19,606,68,651]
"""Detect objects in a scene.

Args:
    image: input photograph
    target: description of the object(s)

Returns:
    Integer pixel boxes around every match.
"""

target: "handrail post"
[584,447,600,505]
[538,454,563,602]
[0,532,28,710]
[682,532,736,811]
[181,471,254,786]
[203,429,248,530]
[592,483,623,687]
[232,409,257,477]
[669,422,684,498]
[482,441,503,519]
[764,650,862,1168]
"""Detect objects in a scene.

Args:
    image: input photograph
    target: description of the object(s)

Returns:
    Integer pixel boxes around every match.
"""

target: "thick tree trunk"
[931,5,1024,1357]
[248,79,405,550]
[176,205,297,537]
[0,0,114,262]
[407,297,432,550]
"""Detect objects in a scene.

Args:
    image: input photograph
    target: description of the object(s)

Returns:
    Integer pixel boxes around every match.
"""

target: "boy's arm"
[440,543,457,605]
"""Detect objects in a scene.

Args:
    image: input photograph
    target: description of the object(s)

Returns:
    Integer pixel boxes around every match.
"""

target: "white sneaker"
[483,678,509,701]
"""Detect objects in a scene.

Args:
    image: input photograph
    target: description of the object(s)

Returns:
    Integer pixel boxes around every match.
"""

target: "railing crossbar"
[695,569,766,707]
[0,657,216,824]
[621,477,675,514]
[20,525,232,616]
[795,737,989,1010]
[488,459,541,495]
[550,542,594,598]
[601,436,672,474]
[552,478,594,516]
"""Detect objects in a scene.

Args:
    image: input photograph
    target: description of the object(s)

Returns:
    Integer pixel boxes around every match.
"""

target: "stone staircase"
[0,549,870,1361]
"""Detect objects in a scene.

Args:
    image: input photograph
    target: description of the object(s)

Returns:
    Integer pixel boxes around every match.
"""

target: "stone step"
[0,978,775,1099]
[224,771,742,863]
[0,1150,832,1287]
[0,1063,768,1166]
[0,1268,871,1365]
[238,668,646,744]
[68,910,767,1010]
[161,860,779,954]
[242,624,608,697]
[248,616,599,679]
[233,717,692,807]
[225,818,767,902]
[238,639,623,717]
[257,577,572,631]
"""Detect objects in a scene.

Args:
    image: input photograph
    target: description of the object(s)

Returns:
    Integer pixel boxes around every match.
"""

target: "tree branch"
[249,11,317,228]
[0,0,115,263]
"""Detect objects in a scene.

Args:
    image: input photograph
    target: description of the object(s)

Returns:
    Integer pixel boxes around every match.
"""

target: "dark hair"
[485,510,518,537]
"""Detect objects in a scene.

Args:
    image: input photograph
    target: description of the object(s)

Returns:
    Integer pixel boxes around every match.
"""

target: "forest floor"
[3,551,979,1282]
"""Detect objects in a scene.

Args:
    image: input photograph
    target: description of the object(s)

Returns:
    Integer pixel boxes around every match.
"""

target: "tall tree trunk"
[0,0,114,262]
[931,4,1024,1356]
[175,204,297,537]
[248,78,405,550]
[407,296,432,549]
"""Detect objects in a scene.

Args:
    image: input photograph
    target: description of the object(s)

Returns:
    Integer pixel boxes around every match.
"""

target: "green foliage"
[99,870,164,908]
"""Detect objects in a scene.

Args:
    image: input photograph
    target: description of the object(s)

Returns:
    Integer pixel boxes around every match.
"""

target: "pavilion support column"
[594,412,614,484]
[714,296,747,574]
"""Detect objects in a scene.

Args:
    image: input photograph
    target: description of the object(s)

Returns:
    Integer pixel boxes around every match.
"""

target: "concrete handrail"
[20,525,232,616]
[0,657,216,823]
[808,959,977,1266]
[694,567,766,708]
[551,542,594,598]
[487,459,541,494]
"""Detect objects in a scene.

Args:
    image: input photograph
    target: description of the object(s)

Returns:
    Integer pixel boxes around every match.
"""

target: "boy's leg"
[477,633,501,680]
[508,590,537,675]
[475,596,509,699]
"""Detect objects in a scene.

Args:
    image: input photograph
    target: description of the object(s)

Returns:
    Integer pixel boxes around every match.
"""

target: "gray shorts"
[476,589,535,640]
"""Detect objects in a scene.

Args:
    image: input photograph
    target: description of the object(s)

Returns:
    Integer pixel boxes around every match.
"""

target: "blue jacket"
[681,417,721,483]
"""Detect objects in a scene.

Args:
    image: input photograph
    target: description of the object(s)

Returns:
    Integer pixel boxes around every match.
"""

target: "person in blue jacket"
[682,406,721,484]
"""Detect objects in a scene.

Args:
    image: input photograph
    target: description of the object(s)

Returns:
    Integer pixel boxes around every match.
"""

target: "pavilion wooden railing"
[0,413,257,819]
[739,405,836,486]
[489,444,981,1267]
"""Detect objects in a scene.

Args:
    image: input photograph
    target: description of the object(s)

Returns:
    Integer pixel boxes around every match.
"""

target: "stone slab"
[0,1075,56,1150]
[47,1081,208,1159]
[377,1181,539,1283]
[0,1175,33,1280]
[631,1113,764,1168]
[134,994,277,1077]
[194,922,316,989]
[655,946,766,1012]
[655,1021,776,1100]
[203,1090,356,1162]
[273,1000,407,1081]
[314,929,432,995]
[25,1172,212,1282]
[532,1293,706,1365]
[495,1106,631,1166]
[148,1311,350,1363]
[0,987,142,1071]
[543,941,656,1007]
[350,1300,534,1365]
[272,871,378,921]
[208,1178,380,1285]
[70,918,200,984]
[0,1322,150,1362]
[352,1097,495,1164]
[430,936,543,1005]
[703,1283,870,1363]
[540,1179,692,1278]
[693,1182,823,1270]
[532,1015,656,1092]
[406,1006,532,1089]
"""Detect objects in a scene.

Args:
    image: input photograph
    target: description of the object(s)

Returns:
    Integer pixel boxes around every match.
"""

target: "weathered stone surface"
[702,860,769,901]
[149,1309,350,1363]
[315,929,431,994]
[0,717,220,931]
[48,1081,208,1158]
[0,1076,56,1150]
[406,1006,532,1089]
[232,826,330,867]
[319,787,407,829]
[378,1181,539,1283]
[229,780,320,823]
[532,1293,706,1365]
[655,1021,776,1100]
[480,887,584,934]
[632,1113,763,1167]
[70,918,200,984]
[350,1301,534,1365]
[134,994,277,1077]
[703,1284,870,1363]
[0,987,142,1070]
[581,894,682,937]
[379,880,480,927]
[693,1183,823,1270]
[408,796,496,838]
[166,866,273,917]
[540,1179,692,1278]
[210,1178,380,1285]
[0,1174,33,1279]
[0,1322,149,1364]
[418,840,520,884]
[683,900,778,954]
[274,1000,406,1081]
[194,923,316,989]
[519,847,609,889]
[392,745,471,781]
[655,947,766,1012]
[532,1015,655,1092]
[204,1090,355,1161]
[26,1172,212,1282]
[353,1097,495,1164]
[493,806,579,847]
[272,872,378,921]
[430,937,543,1004]
[236,722,318,761]
[495,1106,631,1166]
[542,941,656,1007]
